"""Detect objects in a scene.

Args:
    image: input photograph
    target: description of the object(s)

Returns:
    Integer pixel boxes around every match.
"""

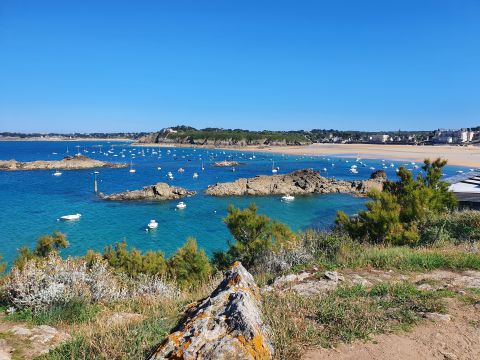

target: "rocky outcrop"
[370,169,387,181]
[0,155,127,171]
[213,160,239,167]
[205,169,385,197]
[99,182,196,201]
[148,262,273,360]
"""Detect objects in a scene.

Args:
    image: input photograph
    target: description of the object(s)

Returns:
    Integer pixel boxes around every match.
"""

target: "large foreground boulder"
[205,168,385,197]
[148,262,273,360]
[99,182,196,201]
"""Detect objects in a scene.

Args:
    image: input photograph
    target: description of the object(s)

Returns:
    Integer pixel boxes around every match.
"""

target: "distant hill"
[135,126,312,146]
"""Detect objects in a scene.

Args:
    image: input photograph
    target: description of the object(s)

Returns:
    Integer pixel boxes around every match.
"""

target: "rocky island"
[205,169,386,197]
[213,160,240,167]
[0,155,127,171]
[99,182,196,201]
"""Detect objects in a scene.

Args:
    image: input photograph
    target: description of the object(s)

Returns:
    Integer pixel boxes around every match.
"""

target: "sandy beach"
[239,143,479,168]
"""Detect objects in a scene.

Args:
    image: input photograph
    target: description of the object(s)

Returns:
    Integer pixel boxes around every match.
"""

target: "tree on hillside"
[168,238,212,288]
[214,204,298,269]
[100,241,167,277]
[14,231,69,269]
[336,158,457,245]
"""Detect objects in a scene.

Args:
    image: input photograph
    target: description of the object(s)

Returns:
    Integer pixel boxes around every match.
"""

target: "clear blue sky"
[0,0,479,133]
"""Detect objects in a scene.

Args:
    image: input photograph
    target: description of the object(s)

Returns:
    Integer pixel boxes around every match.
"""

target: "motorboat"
[176,201,187,209]
[59,213,81,221]
[281,195,295,201]
[167,171,174,180]
[53,170,62,176]
[178,168,185,173]
[193,172,199,178]
[147,219,158,230]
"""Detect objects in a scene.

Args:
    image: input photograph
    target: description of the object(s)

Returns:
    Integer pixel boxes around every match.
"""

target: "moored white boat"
[129,160,136,173]
[53,170,62,176]
[176,201,186,209]
[281,195,295,201]
[147,219,158,229]
[271,160,278,173]
[59,213,81,221]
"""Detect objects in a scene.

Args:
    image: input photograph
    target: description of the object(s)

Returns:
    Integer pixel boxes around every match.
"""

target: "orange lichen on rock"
[237,333,273,359]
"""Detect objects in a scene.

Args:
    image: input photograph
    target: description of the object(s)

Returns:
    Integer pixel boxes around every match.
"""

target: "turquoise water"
[0,141,466,266]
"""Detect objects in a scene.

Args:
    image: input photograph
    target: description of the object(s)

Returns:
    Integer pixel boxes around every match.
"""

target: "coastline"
[0,137,133,142]
[132,142,479,167]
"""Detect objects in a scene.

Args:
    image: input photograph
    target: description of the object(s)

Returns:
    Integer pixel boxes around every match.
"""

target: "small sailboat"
[176,201,187,209]
[271,160,278,173]
[59,213,81,221]
[53,170,62,176]
[281,195,295,202]
[147,219,158,230]
[129,160,136,173]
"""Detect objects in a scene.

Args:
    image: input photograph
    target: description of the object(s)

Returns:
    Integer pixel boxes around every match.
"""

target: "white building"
[369,134,390,143]
[433,128,475,144]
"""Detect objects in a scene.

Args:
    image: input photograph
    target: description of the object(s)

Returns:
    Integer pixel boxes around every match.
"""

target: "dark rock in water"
[205,169,385,197]
[0,155,127,171]
[147,262,274,360]
[99,183,196,201]
[370,170,387,180]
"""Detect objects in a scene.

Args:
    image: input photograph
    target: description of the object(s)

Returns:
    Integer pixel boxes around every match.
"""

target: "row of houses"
[319,128,477,145]
[431,129,476,144]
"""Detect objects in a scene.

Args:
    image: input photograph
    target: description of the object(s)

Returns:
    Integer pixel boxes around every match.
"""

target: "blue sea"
[0,141,467,266]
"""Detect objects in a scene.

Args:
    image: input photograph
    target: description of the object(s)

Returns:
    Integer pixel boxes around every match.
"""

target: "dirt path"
[304,298,480,360]
[0,317,70,360]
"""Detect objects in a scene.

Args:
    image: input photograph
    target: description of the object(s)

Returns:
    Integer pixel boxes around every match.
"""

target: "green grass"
[346,246,480,271]
[40,315,173,360]
[263,282,449,359]
[6,299,100,326]
[460,288,480,305]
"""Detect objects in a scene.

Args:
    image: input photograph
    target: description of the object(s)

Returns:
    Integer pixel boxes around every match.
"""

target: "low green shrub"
[419,210,480,245]
[6,298,99,326]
